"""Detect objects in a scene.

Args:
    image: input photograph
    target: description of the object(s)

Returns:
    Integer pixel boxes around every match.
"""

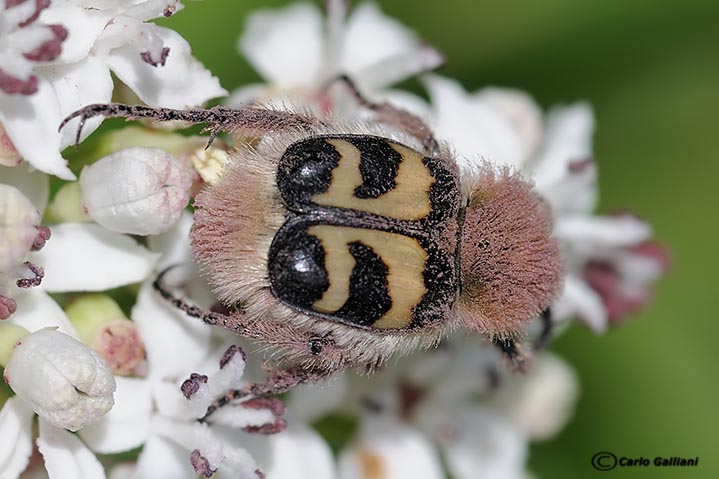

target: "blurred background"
[159,1,718,477]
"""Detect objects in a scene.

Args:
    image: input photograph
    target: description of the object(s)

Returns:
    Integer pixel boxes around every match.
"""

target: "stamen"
[16,262,43,288]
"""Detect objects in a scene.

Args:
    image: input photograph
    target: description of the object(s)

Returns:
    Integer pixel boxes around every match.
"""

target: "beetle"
[61,81,562,417]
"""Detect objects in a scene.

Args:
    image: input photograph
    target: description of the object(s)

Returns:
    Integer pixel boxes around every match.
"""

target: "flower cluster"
[0,1,667,478]
[0,0,225,179]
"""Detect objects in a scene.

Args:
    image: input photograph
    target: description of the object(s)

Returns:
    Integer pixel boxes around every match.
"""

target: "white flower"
[80,147,194,235]
[4,328,116,431]
[0,0,227,179]
[231,1,442,108]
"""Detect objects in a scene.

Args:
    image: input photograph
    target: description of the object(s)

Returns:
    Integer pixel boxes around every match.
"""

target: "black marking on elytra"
[277,137,340,212]
[268,224,329,310]
[333,241,392,326]
[423,155,460,227]
[268,216,457,331]
[277,135,460,229]
[344,136,402,199]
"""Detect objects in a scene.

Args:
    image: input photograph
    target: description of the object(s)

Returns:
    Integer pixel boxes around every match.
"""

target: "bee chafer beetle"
[61,86,562,411]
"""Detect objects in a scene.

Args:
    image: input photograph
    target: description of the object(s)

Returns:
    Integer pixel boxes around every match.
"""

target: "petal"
[239,3,324,87]
[528,103,594,192]
[339,416,444,479]
[537,158,598,214]
[152,379,194,421]
[29,223,160,292]
[288,373,348,422]
[39,1,113,64]
[39,57,113,148]
[553,275,607,332]
[0,163,50,213]
[475,87,544,161]
[0,397,34,479]
[380,89,432,120]
[79,377,153,454]
[344,3,436,89]
[263,424,335,479]
[146,213,217,310]
[440,410,527,479]
[131,279,212,380]
[424,75,523,171]
[0,80,73,179]
[133,434,196,479]
[37,418,106,479]
[8,288,77,337]
[555,214,652,248]
[146,211,193,270]
[106,25,226,108]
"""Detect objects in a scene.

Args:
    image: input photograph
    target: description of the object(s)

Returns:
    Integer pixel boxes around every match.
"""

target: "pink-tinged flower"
[80,147,194,235]
[0,0,227,180]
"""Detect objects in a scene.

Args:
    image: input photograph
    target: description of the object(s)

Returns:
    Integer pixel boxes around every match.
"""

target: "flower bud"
[65,295,146,376]
[0,184,40,272]
[4,328,116,431]
[80,147,193,235]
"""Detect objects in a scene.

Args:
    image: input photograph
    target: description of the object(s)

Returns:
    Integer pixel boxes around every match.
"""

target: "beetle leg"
[534,308,554,350]
[152,265,253,336]
[493,337,531,372]
[199,367,328,422]
[59,103,321,147]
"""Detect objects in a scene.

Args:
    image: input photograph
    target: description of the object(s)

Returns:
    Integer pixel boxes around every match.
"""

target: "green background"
[160,1,718,477]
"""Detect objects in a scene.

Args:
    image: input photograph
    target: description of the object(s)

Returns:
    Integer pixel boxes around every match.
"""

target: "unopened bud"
[80,147,193,235]
[65,295,146,376]
[4,328,116,431]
